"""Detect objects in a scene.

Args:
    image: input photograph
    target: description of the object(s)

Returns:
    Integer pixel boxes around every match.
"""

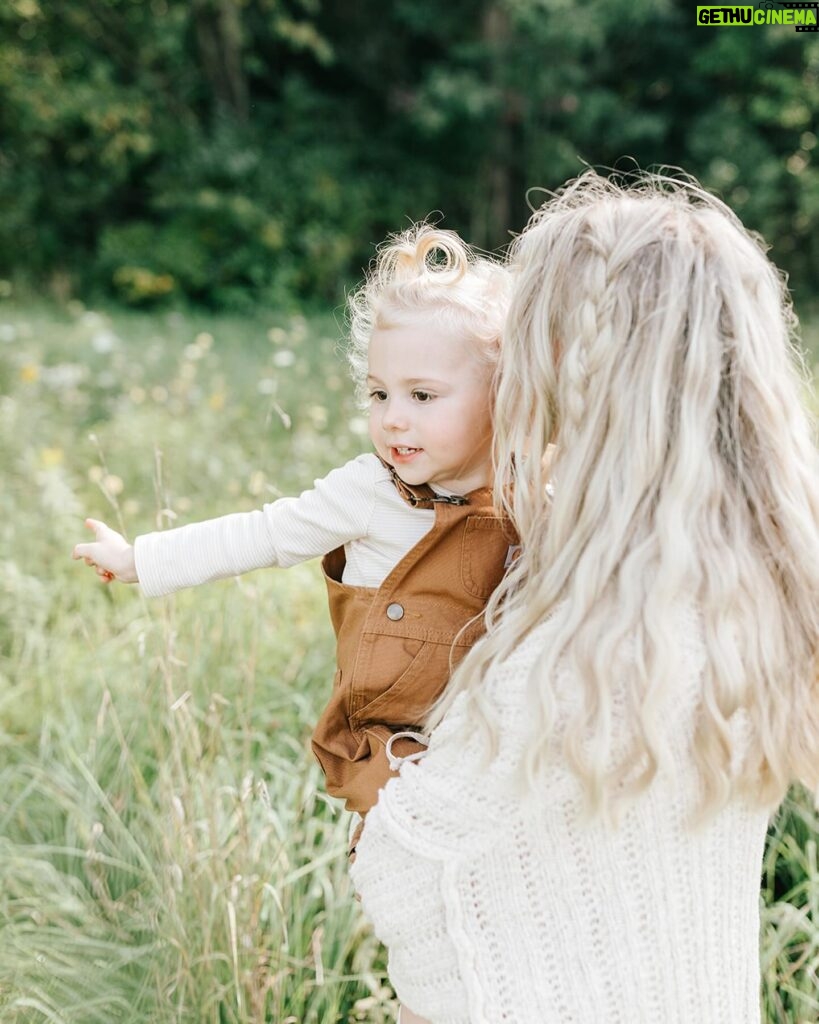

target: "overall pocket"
[460,515,517,599]
[354,638,443,725]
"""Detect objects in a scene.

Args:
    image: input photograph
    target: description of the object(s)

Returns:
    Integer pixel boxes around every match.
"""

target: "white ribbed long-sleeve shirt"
[350,606,771,1024]
[134,454,435,596]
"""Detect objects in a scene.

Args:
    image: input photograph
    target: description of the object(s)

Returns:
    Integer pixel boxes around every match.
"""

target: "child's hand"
[72,518,138,584]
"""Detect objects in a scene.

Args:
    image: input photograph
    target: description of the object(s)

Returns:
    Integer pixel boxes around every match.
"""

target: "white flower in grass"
[248,470,266,496]
[273,349,296,368]
[267,326,287,345]
[102,474,124,496]
[91,329,119,353]
[41,363,86,389]
[348,416,368,436]
[306,404,328,428]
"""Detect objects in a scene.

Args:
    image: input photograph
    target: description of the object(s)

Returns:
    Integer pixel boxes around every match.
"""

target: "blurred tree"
[192,0,249,121]
[0,0,816,307]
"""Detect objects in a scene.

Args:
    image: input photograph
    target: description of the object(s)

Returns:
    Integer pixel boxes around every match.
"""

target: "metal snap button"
[386,602,404,621]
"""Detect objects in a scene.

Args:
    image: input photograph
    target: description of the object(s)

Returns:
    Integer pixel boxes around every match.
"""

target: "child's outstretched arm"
[71,454,380,596]
[73,518,138,584]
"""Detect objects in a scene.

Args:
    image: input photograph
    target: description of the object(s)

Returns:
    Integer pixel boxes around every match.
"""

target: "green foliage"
[2,1,817,306]
[761,793,819,1022]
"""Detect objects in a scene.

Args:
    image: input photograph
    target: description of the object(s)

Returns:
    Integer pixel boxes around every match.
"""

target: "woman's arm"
[351,624,553,877]
[347,652,543,1024]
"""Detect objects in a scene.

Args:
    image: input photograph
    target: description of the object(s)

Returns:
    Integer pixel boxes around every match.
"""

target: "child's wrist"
[121,544,138,583]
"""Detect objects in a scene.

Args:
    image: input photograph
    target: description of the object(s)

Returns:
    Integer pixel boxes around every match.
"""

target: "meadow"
[0,298,817,1023]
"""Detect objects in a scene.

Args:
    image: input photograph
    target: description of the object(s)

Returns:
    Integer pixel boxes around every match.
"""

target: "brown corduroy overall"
[312,470,518,815]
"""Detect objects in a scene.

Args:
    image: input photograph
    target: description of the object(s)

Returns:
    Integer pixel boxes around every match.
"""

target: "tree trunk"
[471,3,525,252]
[192,0,248,121]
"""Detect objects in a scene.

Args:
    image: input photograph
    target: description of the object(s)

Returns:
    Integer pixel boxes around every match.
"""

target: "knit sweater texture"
[350,605,771,1024]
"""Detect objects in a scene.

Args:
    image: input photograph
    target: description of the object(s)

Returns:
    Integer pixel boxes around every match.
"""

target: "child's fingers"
[74,520,120,560]
[85,517,110,539]
[73,519,105,559]
[73,518,135,584]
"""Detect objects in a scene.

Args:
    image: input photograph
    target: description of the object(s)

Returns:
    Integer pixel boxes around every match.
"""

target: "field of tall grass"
[0,297,817,1023]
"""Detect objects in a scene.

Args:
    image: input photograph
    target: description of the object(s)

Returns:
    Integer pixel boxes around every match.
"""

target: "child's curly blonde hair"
[346,224,512,408]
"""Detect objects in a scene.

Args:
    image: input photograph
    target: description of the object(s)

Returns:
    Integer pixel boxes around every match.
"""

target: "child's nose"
[381,398,408,430]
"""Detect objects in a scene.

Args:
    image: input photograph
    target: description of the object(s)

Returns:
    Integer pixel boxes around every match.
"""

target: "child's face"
[366,322,494,494]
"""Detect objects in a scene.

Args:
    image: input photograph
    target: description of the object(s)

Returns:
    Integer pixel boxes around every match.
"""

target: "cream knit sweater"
[350,607,771,1024]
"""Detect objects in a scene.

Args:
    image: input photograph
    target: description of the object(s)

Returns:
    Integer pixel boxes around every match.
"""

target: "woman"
[350,170,819,1024]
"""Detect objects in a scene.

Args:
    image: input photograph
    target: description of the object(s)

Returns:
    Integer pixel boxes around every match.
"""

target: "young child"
[73,224,516,822]
[349,172,819,1023]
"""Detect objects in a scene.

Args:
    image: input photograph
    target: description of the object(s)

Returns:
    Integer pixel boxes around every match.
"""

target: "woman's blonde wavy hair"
[430,169,819,823]
[346,223,511,407]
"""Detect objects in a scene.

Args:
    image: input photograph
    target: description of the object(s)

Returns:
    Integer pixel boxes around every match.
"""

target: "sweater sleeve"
[351,687,527,872]
[349,628,571,926]
[348,670,537,1024]
[350,631,554,892]
[134,454,378,597]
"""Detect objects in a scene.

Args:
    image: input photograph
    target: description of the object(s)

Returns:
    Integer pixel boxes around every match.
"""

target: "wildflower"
[39,447,64,468]
[348,416,368,436]
[41,363,85,389]
[102,474,124,496]
[248,471,266,496]
[306,404,328,428]
[273,350,295,368]
[92,330,119,354]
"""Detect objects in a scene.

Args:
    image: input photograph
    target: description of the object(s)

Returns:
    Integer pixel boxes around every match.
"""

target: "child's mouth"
[391,446,422,461]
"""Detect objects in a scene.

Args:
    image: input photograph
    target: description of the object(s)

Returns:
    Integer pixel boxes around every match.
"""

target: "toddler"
[73,224,516,821]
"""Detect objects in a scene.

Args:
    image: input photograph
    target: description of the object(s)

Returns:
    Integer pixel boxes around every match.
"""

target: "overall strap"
[377,456,468,509]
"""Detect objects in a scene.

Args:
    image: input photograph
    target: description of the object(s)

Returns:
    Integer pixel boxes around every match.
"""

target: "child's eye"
[369,390,387,403]
[412,390,434,403]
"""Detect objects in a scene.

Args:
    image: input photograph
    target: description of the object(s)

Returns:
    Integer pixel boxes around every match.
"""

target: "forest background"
[1,0,818,308]
[1,2,818,1023]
